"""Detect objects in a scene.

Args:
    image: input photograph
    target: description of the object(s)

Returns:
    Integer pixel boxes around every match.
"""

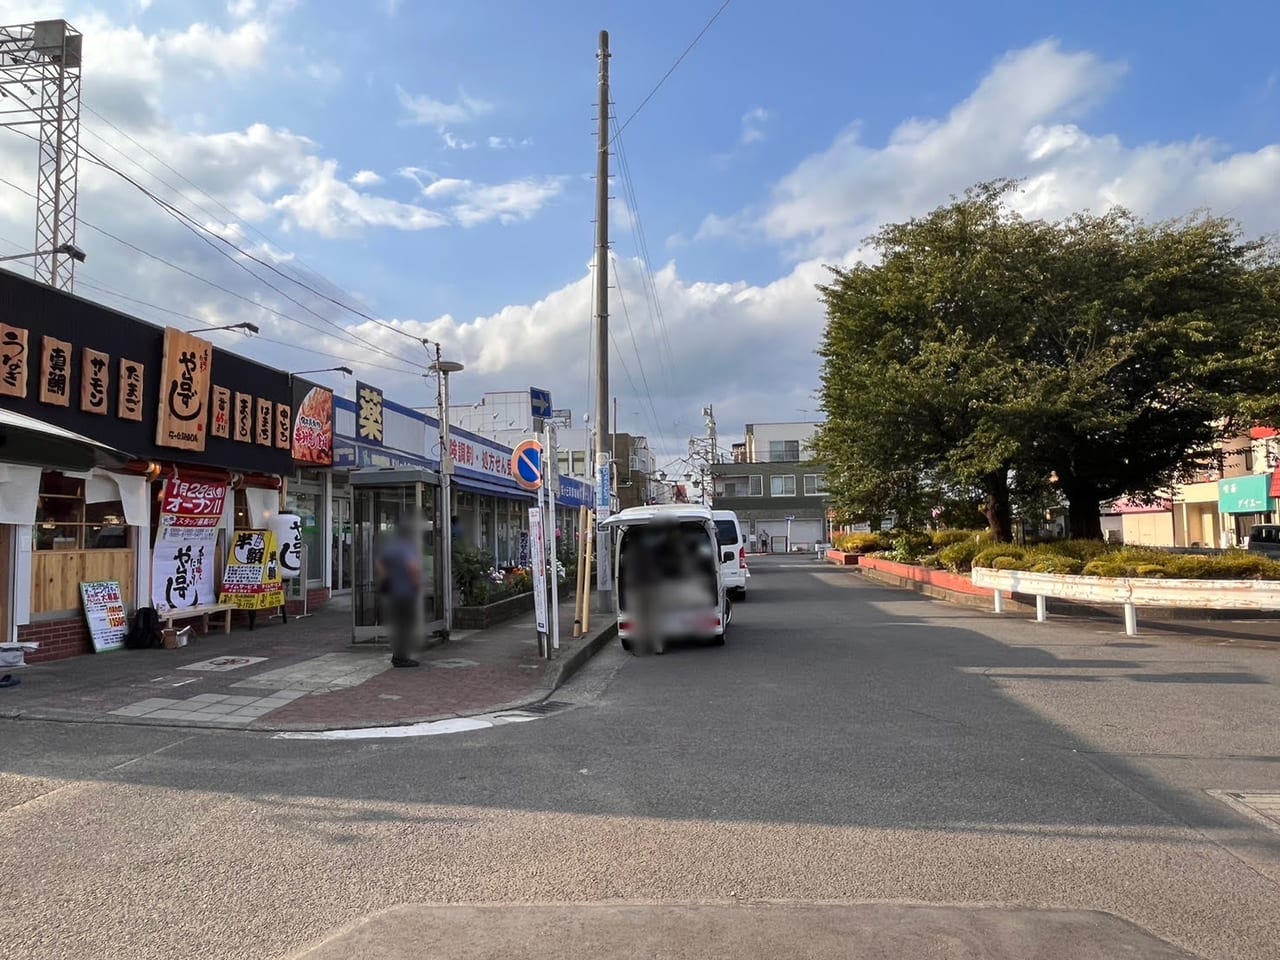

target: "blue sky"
[0,0,1277,466]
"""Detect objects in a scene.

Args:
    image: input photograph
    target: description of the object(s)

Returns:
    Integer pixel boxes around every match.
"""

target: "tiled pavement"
[0,598,615,731]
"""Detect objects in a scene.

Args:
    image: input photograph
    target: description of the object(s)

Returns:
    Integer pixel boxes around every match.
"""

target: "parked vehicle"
[1246,524,1280,558]
[712,509,749,601]
[602,503,731,655]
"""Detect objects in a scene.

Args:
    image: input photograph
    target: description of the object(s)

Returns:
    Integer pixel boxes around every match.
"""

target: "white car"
[712,509,749,601]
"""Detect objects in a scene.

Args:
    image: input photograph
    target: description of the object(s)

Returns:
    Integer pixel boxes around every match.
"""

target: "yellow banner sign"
[219,529,286,610]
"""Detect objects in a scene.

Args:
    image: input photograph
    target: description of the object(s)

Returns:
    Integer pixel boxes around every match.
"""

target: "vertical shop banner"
[117,358,144,421]
[219,529,285,609]
[210,385,230,438]
[80,580,128,653]
[80,348,110,415]
[152,477,226,612]
[39,335,71,406]
[528,506,548,634]
[0,323,29,398]
[291,381,334,465]
[356,381,384,445]
[155,328,213,451]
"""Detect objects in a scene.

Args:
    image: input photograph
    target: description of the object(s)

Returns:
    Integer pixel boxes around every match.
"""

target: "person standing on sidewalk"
[377,518,422,668]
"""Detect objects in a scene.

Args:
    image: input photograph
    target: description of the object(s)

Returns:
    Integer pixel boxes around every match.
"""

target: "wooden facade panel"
[32,549,136,614]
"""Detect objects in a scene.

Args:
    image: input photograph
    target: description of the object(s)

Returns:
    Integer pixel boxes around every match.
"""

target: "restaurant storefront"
[0,270,335,661]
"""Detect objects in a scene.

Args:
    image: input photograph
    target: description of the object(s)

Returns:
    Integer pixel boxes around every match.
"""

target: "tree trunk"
[1067,498,1103,539]
[983,470,1012,542]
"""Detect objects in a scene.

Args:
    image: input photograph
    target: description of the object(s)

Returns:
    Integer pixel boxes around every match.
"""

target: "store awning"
[452,473,536,502]
[0,407,134,471]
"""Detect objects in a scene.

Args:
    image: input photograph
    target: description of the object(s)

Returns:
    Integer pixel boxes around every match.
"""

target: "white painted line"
[275,711,543,741]
[179,656,269,673]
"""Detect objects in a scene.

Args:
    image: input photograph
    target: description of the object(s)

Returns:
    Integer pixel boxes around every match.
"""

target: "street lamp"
[186,321,260,336]
[0,242,86,264]
[429,354,464,635]
[291,366,353,377]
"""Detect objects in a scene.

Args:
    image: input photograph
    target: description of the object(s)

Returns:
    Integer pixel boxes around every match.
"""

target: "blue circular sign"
[512,440,543,491]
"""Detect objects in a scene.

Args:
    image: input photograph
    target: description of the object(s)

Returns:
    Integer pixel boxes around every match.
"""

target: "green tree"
[814,182,1280,541]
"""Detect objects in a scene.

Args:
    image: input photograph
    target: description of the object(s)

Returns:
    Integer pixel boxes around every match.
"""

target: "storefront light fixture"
[186,321,259,336]
[292,366,353,377]
[0,242,86,264]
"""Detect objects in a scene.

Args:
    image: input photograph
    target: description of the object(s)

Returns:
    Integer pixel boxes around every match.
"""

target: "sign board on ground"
[528,506,549,633]
[80,580,127,653]
[219,529,286,610]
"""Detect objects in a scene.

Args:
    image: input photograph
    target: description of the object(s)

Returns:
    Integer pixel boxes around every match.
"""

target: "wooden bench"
[159,603,234,635]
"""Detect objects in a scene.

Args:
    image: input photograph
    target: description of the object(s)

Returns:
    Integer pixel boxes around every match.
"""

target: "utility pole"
[593,29,612,611]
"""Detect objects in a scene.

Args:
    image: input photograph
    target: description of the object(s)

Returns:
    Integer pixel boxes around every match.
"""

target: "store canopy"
[452,473,536,502]
[0,407,134,472]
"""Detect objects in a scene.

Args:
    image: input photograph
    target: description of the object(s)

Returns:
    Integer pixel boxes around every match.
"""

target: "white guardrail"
[970,567,1280,636]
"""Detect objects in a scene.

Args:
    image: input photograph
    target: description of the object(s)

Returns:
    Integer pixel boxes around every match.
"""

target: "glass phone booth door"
[350,469,443,643]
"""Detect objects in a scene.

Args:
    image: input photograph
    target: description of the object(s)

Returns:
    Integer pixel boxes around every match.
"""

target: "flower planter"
[825,550,862,566]
[453,591,535,630]
[858,555,994,597]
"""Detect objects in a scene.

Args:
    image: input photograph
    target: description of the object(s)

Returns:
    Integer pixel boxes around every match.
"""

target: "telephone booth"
[349,468,444,642]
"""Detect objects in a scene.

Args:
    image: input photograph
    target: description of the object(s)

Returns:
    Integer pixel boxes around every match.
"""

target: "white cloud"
[273,160,449,237]
[166,21,272,72]
[487,136,533,150]
[349,169,383,187]
[400,168,565,226]
[440,130,476,150]
[227,0,255,17]
[740,107,771,145]
[395,86,492,126]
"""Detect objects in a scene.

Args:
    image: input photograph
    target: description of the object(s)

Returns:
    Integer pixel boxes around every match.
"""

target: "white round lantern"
[269,513,304,579]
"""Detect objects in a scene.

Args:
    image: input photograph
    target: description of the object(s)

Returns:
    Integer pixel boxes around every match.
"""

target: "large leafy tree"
[815,182,1280,541]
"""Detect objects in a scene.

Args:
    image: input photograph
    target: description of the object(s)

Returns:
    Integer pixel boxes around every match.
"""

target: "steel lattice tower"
[0,20,82,292]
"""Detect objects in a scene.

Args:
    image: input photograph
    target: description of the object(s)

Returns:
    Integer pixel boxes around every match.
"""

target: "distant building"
[710,420,829,551]
[743,421,822,463]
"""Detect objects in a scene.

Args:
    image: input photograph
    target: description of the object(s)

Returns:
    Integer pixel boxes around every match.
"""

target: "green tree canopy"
[814,181,1280,540]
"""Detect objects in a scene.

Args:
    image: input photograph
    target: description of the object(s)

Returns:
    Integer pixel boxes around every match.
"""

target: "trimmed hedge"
[980,546,1280,581]
[833,532,887,553]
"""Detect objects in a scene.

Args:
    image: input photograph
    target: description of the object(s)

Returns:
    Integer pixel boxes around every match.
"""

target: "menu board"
[80,580,127,653]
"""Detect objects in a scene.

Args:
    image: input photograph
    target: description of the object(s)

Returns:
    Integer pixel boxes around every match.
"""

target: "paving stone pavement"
[0,597,613,731]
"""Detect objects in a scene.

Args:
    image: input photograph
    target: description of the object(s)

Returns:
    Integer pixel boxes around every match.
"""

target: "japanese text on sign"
[356,381,384,445]
[118,358,143,421]
[161,478,227,527]
[0,323,28,398]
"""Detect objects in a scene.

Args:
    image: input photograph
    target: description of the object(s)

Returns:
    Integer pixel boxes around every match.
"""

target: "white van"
[602,503,731,655]
[712,509,749,601]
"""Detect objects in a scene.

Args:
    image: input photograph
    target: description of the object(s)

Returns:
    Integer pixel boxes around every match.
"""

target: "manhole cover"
[1210,791,1280,831]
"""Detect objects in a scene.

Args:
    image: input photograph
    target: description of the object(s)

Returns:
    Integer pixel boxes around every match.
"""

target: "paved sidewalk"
[0,597,615,731]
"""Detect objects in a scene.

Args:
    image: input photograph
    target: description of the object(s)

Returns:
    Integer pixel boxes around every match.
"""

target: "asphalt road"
[2,556,1279,959]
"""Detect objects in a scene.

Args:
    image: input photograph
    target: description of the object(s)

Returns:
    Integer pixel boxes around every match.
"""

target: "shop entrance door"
[0,525,11,643]
[331,495,352,595]
[350,469,443,643]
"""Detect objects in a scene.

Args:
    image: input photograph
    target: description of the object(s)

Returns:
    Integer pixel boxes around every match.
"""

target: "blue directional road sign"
[530,387,552,420]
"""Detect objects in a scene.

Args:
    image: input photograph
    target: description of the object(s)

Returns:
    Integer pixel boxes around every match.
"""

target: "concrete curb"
[0,620,621,734]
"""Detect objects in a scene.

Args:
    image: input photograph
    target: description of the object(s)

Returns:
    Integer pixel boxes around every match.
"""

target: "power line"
[3,99,428,354]
[611,119,681,400]
[611,255,667,446]
[80,102,418,344]
[73,277,424,376]
[609,0,733,145]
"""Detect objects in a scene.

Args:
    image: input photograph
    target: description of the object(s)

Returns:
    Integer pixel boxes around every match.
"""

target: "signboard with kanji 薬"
[155,328,213,451]
[356,381,384,446]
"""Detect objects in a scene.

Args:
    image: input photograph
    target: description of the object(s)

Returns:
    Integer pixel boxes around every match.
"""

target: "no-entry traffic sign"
[512,439,543,491]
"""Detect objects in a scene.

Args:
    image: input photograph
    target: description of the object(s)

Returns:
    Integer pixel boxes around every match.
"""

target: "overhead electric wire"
[2,101,428,360]
[611,118,681,401]
[609,0,733,145]
[72,277,423,376]
[611,255,669,447]
[79,102,422,345]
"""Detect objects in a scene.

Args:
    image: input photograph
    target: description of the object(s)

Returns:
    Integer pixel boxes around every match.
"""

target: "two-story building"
[709,420,828,552]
